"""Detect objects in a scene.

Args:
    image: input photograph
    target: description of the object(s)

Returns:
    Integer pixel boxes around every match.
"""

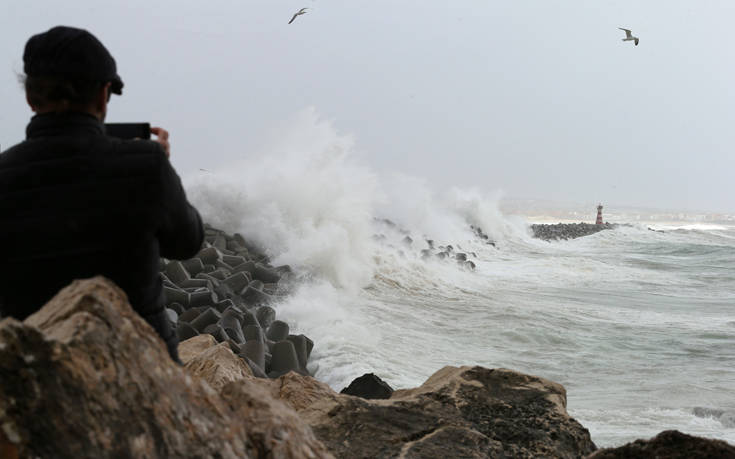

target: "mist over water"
[186,109,735,447]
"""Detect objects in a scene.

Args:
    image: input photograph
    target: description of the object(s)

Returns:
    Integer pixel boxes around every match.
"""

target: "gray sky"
[2,1,734,213]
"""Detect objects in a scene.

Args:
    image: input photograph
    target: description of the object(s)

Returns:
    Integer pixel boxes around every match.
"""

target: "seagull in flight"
[289,8,308,24]
[619,28,639,46]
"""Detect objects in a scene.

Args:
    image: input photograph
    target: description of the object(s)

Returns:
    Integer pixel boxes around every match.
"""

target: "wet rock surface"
[340,372,394,399]
[531,222,618,241]
[0,277,331,459]
[586,429,735,458]
[289,366,598,458]
[161,224,314,379]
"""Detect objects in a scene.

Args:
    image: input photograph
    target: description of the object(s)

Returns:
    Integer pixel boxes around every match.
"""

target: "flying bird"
[619,27,639,46]
[289,8,308,24]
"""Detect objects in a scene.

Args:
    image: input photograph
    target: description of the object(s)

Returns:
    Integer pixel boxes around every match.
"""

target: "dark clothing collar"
[26,112,104,139]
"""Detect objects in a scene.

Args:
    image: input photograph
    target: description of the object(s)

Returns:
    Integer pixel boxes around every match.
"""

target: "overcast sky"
[2,1,733,213]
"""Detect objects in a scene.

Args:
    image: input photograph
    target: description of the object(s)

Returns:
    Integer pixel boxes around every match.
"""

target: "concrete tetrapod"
[241,286,272,307]
[215,299,235,313]
[253,263,281,284]
[269,340,303,378]
[181,257,204,276]
[202,324,229,343]
[179,278,210,289]
[266,320,290,342]
[243,324,264,343]
[221,307,244,325]
[164,287,190,308]
[176,321,199,341]
[189,289,217,309]
[249,280,265,291]
[243,339,266,372]
[196,246,222,265]
[164,260,190,285]
[219,314,245,344]
[178,308,201,324]
[286,334,309,373]
[190,307,221,333]
[222,272,250,293]
[256,306,276,329]
[240,311,260,329]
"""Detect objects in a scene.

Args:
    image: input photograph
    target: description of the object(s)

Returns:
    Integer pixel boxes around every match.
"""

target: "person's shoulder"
[0,141,32,166]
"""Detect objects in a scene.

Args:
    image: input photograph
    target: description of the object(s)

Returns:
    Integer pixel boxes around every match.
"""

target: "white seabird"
[289,8,308,24]
[619,27,639,46]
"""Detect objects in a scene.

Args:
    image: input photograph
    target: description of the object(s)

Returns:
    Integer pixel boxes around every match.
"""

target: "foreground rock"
[189,364,596,458]
[0,277,331,459]
[9,278,728,458]
[587,430,735,458]
[283,366,597,458]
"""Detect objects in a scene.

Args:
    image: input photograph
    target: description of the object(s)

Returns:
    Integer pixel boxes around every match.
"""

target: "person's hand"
[150,126,170,158]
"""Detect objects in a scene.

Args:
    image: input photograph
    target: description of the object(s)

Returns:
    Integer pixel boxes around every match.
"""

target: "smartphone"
[104,123,151,140]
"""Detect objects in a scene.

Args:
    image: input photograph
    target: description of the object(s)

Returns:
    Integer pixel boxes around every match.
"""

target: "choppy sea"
[187,109,735,447]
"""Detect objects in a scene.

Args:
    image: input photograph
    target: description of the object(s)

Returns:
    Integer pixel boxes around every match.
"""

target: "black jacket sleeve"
[156,150,204,260]
[144,307,183,364]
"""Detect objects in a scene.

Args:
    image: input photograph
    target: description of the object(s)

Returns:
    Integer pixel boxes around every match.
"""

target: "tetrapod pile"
[159,224,313,378]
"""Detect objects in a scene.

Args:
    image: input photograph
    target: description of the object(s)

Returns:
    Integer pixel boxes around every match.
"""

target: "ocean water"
[186,109,735,448]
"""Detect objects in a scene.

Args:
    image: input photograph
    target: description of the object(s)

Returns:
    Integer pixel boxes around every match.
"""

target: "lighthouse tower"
[595,204,603,225]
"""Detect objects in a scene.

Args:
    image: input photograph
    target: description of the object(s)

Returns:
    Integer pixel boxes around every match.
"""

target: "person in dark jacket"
[0,26,203,363]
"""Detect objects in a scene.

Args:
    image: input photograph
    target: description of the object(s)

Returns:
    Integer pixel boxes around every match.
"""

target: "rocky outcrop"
[0,277,596,458]
[0,277,332,459]
[8,277,729,458]
[283,366,597,458]
[586,430,735,458]
[531,222,617,241]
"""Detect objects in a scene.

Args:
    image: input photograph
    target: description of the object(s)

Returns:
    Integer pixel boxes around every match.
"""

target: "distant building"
[596,204,603,225]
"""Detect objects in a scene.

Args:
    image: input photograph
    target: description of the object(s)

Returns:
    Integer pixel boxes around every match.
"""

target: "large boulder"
[178,333,218,364]
[0,277,332,459]
[277,366,597,458]
[184,341,254,391]
[587,430,735,458]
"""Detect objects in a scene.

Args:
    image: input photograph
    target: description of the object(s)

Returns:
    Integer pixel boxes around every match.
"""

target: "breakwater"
[530,222,617,241]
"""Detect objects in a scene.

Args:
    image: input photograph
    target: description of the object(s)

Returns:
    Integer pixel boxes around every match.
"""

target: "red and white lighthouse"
[595,204,603,225]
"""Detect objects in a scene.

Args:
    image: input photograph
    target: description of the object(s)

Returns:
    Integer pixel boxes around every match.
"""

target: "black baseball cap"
[23,26,124,95]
